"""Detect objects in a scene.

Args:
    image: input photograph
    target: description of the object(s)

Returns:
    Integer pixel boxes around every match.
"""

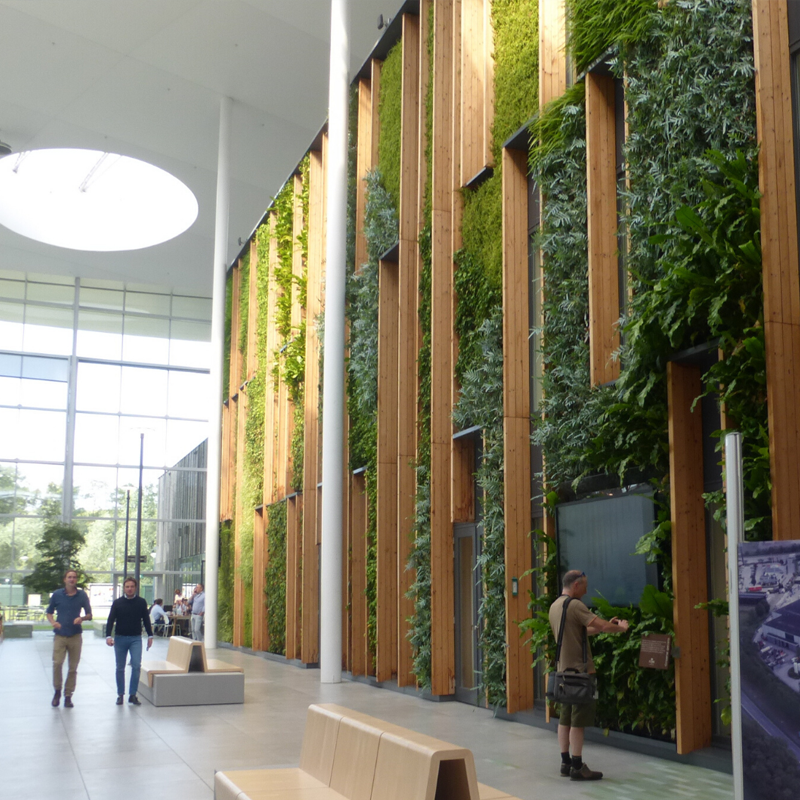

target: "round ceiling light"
[0,148,198,251]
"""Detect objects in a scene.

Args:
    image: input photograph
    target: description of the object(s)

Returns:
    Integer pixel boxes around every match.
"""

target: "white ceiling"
[0,0,392,297]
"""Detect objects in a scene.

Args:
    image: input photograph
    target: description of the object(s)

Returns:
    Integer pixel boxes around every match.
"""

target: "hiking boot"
[570,763,603,781]
[116,695,124,705]
[560,763,571,777]
[128,695,141,705]
[51,690,61,707]
[64,696,74,708]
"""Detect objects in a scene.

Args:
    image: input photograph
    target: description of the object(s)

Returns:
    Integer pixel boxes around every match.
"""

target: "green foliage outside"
[24,522,93,596]
[378,40,403,213]
[265,501,287,655]
[218,520,234,643]
[524,0,761,737]
[347,169,399,662]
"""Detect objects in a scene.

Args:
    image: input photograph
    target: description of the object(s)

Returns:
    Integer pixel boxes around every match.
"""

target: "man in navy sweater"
[46,569,93,708]
[105,577,153,705]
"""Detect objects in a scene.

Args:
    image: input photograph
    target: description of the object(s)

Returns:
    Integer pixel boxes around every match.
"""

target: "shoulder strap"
[554,596,589,670]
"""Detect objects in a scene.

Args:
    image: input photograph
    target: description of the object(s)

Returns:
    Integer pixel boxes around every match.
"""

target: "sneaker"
[116,695,124,705]
[570,763,603,781]
[51,690,61,707]
[560,763,571,777]
[128,695,141,706]
[64,696,74,708]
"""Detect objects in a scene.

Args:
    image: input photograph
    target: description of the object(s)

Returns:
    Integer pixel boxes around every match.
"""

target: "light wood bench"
[139,636,244,706]
[215,703,520,800]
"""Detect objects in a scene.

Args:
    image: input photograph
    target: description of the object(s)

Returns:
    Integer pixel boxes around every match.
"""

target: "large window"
[0,270,211,598]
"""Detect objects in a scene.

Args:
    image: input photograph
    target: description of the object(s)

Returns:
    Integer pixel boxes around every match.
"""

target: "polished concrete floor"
[0,632,733,800]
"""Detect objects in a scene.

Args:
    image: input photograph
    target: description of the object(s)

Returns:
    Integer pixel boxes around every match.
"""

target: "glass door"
[454,522,480,704]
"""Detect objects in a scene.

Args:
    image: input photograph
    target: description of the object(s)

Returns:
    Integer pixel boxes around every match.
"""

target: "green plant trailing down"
[347,168,399,661]
[223,273,233,401]
[265,500,287,655]
[218,520,234,643]
[378,40,402,213]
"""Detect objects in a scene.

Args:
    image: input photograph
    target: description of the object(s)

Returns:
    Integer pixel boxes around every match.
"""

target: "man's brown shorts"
[559,699,597,728]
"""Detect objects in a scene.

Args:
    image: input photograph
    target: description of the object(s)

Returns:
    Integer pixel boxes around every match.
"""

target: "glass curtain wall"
[0,270,210,603]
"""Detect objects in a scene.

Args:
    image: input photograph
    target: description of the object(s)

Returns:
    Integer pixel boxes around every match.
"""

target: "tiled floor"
[0,633,733,800]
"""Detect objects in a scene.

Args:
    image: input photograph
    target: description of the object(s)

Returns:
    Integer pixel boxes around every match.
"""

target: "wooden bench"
[215,703,521,800]
[139,636,244,706]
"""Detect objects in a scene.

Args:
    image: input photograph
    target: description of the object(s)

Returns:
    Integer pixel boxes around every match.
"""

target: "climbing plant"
[265,500,287,655]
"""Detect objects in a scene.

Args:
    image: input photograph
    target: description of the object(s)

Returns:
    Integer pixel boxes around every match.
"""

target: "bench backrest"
[165,636,195,671]
[299,704,342,785]
[329,715,382,800]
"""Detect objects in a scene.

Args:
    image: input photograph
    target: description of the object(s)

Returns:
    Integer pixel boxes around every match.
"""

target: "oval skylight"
[0,148,198,251]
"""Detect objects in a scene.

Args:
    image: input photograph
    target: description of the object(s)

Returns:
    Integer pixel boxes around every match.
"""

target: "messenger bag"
[545,596,597,705]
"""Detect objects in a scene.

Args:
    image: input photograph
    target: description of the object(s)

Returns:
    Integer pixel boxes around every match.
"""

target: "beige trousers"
[53,633,82,696]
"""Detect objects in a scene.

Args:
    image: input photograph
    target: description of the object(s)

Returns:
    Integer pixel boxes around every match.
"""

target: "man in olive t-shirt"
[548,570,629,782]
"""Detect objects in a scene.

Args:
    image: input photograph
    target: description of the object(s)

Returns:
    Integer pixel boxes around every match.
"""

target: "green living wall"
[523,0,761,737]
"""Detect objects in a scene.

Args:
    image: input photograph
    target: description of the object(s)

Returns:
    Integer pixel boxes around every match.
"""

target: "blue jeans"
[114,635,143,696]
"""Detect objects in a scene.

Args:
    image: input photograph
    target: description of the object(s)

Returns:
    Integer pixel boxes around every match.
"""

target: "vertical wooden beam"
[431,0,457,697]
[350,473,369,676]
[752,0,800,540]
[668,361,712,754]
[252,506,267,652]
[286,494,303,659]
[264,215,280,506]
[230,264,245,648]
[377,257,400,682]
[397,12,421,688]
[302,149,324,665]
[586,72,620,387]
[539,0,567,108]
[502,146,535,713]
[460,0,492,184]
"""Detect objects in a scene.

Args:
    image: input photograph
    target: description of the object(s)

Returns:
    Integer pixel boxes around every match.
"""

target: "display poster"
[739,540,800,798]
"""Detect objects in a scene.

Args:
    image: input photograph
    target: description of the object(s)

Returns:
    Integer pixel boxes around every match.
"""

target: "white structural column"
[320,0,350,683]
[204,95,232,651]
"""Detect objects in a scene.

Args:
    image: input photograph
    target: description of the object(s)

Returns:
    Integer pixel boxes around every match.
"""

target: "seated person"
[149,599,170,635]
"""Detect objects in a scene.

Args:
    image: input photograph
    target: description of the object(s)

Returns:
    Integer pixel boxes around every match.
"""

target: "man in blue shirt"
[45,569,93,708]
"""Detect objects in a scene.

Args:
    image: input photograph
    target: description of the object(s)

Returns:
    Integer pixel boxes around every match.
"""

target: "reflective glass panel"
[166,419,208,466]
[169,320,211,368]
[72,465,120,517]
[167,370,210,419]
[0,301,24,350]
[73,413,120,465]
[172,296,212,321]
[21,355,69,382]
[18,409,66,461]
[26,282,74,305]
[79,287,124,311]
[118,419,167,468]
[117,467,161,518]
[0,279,25,300]
[20,378,68,410]
[0,408,20,458]
[125,292,170,316]
[122,315,169,364]
[0,376,21,406]
[76,362,122,413]
[24,306,73,355]
[76,310,123,359]
[120,366,168,416]
[14,463,65,514]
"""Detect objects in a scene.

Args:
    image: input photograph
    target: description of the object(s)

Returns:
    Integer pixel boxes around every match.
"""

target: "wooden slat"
[667,361,712,754]
[252,507,267,651]
[452,438,475,524]
[350,473,368,676]
[230,264,245,648]
[483,0,495,168]
[430,0,457,697]
[502,146,534,712]
[377,259,400,682]
[586,72,620,387]
[539,0,567,109]
[460,0,490,185]
[396,12,421,688]
[752,0,800,540]
[302,148,324,665]
[286,495,303,659]
[264,215,280,506]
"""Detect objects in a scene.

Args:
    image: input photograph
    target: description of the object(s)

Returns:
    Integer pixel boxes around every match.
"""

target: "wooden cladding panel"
[452,438,475,524]
[286,495,303,660]
[430,0,457,697]
[586,73,620,387]
[377,259,400,682]
[752,0,800,540]
[350,473,369,677]
[460,0,493,184]
[252,507,267,652]
[668,362,712,754]
[502,146,534,712]
[355,61,382,274]
[234,389,248,648]
[397,12,421,687]
[539,0,567,109]
[230,264,244,648]
[264,215,280,506]
[302,149,324,665]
